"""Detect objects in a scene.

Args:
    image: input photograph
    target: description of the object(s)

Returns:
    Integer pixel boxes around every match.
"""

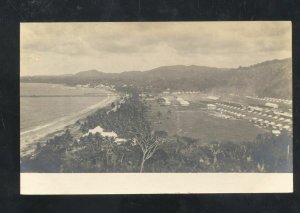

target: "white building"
[180,100,190,106]
[285,119,292,123]
[274,111,292,118]
[248,106,263,112]
[162,100,171,106]
[207,95,219,101]
[207,104,216,110]
[265,102,279,109]
[84,126,118,138]
[115,138,127,145]
[276,124,283,130]
[272,130,281,136]
[177,97,190,106]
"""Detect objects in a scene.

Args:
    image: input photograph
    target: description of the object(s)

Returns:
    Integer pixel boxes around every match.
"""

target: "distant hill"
[21,58,292,98]
[74,69,105,78]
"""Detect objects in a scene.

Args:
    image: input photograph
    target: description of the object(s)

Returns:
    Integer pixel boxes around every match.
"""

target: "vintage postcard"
[20,22,292,194]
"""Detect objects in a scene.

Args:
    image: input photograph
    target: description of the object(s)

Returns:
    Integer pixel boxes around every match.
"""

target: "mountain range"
[21,58,292,98]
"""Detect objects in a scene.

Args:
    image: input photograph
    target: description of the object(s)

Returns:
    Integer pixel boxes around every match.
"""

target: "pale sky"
[20,22,291,76]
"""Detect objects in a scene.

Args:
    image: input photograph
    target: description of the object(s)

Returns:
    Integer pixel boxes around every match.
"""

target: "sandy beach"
[20,95,119,158]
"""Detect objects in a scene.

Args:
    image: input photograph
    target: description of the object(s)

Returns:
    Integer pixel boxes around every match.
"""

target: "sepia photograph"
[20,22,292,193]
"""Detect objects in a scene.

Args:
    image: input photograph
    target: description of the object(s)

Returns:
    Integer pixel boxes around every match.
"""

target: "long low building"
[248,106,263,112]
[265,102,279,109]
[207,104,216,110]
[83,126,117,138]
[277,112,292,118]
[207,95,219,100]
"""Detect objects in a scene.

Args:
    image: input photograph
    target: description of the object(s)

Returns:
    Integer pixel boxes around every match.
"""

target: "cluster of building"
[246,96,292,105]
[210,102,292,136]
[213,103,246,119]
[164,91,201,95]
[249,118,291,135]
[156,97,190,106]
[74,83,116,92]
[154,92,292,137]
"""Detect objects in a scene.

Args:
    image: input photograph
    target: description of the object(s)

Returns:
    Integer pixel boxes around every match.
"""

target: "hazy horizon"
[21,57,291,77]
[21,22,291,76]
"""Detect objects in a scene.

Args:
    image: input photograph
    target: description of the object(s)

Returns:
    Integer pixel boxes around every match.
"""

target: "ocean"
[20,83,112,132]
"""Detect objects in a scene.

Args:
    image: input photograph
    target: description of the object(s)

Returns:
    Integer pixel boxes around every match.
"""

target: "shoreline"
[20,95,119,158]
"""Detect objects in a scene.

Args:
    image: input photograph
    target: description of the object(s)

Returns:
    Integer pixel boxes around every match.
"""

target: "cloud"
[20,22,291,76]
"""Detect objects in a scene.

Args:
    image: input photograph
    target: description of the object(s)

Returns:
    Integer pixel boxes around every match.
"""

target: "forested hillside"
[21,58,292,98]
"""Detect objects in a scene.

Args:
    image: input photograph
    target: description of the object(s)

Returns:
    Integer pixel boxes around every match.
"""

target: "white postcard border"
[21,173,293,194]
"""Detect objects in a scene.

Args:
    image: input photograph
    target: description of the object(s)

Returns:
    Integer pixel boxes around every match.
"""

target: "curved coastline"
[21,95,119,158]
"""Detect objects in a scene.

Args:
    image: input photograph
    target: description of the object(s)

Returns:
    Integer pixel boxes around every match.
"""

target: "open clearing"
[146,100,266,144]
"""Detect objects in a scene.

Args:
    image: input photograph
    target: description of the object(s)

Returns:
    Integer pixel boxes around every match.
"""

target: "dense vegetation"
[21,91,292,173]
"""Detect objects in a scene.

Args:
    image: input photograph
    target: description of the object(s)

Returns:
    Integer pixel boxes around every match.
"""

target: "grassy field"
[146,100,266,144]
